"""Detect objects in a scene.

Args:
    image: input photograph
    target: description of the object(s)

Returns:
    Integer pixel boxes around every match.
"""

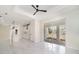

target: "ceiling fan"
[32,5,47,15]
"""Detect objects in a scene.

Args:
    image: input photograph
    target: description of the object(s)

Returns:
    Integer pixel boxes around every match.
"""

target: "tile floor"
[0,39,65,54]
[0,39,79,54]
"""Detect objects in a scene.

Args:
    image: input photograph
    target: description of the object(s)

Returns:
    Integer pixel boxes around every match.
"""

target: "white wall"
[0,24,10,40]
[66,10,79,50]
[34,20,41,42]
[30,20,41,43]
[0,24,10,47]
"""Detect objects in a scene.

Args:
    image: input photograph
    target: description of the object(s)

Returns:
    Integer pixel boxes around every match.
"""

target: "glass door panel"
[44,26,57,40]
[52,26,57,39]
[59,25,65,41]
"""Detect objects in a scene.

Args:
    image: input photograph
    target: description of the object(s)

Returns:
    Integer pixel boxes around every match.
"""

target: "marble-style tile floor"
[0,39,65,54]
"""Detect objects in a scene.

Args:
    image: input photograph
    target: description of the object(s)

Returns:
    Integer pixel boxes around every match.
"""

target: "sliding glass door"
[44,20,65,45]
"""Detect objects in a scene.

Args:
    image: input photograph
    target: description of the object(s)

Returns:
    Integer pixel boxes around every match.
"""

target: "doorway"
[44,19,65,45]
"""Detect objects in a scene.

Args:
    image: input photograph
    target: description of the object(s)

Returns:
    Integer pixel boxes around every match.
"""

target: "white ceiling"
[0,5,79,25]
[0,5,32,25]
[14,5,79,20]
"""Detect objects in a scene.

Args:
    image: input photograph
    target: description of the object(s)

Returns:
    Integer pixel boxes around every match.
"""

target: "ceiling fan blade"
[32,5,37,10]
[38,10,47,12]
[33,11,38,15]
